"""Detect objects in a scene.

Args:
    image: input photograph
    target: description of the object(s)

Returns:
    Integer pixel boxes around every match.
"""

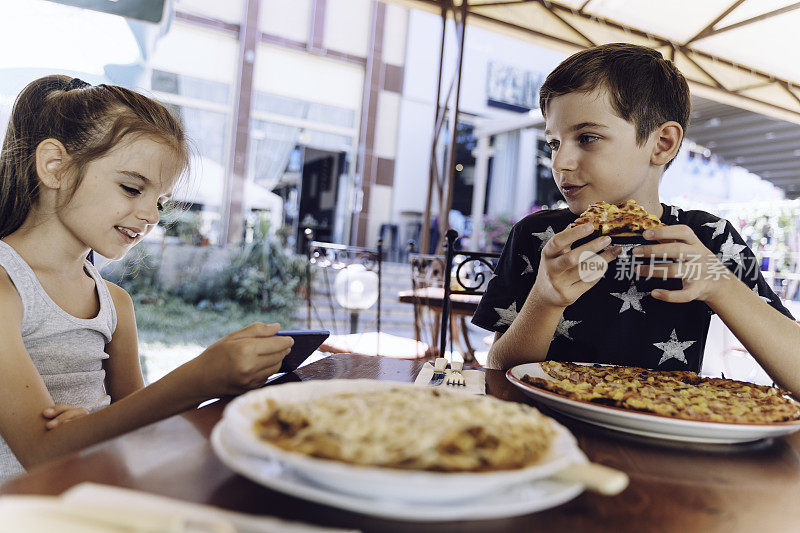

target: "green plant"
[174,217,306,313]
[483,213,517,245]
[135,297,295,345]
[160,209,204,245]
[483,204,543,247]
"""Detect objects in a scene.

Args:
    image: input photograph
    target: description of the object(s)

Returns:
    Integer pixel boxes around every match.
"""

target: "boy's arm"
[103,282,145,400]
[634,224,800,393]
[705,276,800,393]
[485,224,621,370]
[486,290,566,369]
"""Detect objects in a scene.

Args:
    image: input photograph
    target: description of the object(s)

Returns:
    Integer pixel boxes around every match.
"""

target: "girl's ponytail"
[0,75,188,238]
[0,75,69,237]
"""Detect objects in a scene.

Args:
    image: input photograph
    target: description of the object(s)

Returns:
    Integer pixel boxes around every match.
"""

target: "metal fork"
[446,360,466,386]
[428,357,447,386]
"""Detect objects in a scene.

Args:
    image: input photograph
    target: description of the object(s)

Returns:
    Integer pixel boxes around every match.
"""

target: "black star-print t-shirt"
[472,204,794,372]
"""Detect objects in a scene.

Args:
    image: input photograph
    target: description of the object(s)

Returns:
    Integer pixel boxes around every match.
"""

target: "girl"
[0,75,293,481]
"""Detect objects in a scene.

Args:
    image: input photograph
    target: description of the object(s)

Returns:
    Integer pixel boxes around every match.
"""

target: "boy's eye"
[157,202,164,211]
[578,134,600,144]
[121,185,141,196]
[546,140,559,151]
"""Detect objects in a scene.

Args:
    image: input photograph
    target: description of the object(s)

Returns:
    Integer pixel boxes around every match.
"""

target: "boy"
[472,43,800,394]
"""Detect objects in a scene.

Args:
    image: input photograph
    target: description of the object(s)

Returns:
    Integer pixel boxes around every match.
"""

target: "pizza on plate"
[521,361,800,424]
[569,199,665,236]
[252,387,555,472]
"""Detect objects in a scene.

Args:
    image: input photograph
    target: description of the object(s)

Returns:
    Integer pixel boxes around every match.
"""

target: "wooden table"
[397,286,482,315]
[397,287,483,360]
[3,353,800,532]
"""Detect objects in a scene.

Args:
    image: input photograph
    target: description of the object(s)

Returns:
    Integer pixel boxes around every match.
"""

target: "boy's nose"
[551,145,577,173]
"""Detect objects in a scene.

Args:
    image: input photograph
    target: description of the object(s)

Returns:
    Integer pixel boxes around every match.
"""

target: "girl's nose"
[137,202,159,225]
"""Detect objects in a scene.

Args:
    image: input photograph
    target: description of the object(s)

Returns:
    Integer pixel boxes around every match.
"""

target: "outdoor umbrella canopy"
[386,0,800,125]
[384,0,800,249]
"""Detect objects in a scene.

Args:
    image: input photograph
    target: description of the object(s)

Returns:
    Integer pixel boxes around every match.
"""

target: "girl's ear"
[650,122,683,167]
[35,139,69,189]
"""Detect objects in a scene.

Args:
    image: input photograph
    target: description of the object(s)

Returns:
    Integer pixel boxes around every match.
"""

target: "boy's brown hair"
[539,43,691,168]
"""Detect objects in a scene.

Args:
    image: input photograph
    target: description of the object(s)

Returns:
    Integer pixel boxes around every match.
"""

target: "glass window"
[180,106,230,165]
[152,69,231,105]
[301,129,353,152]
[252,91,356,129]
[249,119,302,188]
[166,105,229,166]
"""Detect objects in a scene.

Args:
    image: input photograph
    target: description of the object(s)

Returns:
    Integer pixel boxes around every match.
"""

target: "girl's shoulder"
[0,266,24,325]
[104,280,133,310]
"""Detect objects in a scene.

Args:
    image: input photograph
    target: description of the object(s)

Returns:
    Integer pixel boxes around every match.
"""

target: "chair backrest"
[440,229,501,358]
[304,228,383,335]
[408,243,446,352]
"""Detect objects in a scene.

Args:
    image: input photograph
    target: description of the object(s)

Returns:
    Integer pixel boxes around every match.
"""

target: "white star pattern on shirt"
[719,234,746,268]
[670,206,680,219]
[653,329,695,366]
[555,316,581,341]
[703,220,727,240]
[521,254,534,275]
[616,244,638,259]
[493,301,519,328]
[610,283,648,314]
[752,285,771,303]
[532,227,555,251]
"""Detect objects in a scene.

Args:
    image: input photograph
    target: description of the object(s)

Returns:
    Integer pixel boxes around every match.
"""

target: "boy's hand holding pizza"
[632,225,735,304]
[531,222,622,308]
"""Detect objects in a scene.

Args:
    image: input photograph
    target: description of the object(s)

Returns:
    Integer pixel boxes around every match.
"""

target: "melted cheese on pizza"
[521,361,800,424]
[253,387,555,472]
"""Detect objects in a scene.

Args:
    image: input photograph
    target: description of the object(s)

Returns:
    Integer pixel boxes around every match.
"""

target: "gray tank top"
[0,240,115,480]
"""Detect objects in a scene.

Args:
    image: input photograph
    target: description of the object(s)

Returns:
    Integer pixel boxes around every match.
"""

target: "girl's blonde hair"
[0,75,189,238]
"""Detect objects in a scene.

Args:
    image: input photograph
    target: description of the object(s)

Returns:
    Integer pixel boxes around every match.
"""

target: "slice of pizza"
[569,199,665,236]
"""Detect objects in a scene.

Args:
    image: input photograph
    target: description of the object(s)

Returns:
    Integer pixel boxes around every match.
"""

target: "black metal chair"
[440,229,501,362]
[408,243,446,357]
[305,229,429,359]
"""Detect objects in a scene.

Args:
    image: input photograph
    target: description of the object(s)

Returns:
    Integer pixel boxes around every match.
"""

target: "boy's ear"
[35,139,69,189]
[650,122,683,167]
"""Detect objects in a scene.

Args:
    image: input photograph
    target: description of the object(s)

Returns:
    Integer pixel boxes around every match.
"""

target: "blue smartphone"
[274,330,330,373]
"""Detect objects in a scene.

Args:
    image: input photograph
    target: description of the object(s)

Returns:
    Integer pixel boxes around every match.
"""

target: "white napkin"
[414,362,486,395]
[0,482,358,533]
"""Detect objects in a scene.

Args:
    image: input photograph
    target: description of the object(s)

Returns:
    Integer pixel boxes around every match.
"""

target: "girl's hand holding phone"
[187,322,294,397]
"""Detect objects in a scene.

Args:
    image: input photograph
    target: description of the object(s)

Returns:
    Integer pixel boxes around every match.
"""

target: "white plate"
[211,420,584,521]
[507,363,800,444]
[222,379,582,503]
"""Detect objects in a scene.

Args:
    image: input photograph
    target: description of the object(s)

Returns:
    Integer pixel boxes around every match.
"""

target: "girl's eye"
[121,185,140,196]
[578,134,600,144]
[546,140,559,151]
[157,202,164,211]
